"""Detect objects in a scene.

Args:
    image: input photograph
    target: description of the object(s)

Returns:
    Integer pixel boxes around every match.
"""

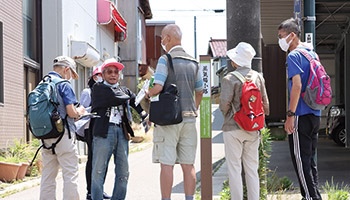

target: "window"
[0,21,3,104]
[23,0,39,60]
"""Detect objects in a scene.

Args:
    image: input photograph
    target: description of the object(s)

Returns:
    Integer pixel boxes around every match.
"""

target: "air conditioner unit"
[71,41,100,67]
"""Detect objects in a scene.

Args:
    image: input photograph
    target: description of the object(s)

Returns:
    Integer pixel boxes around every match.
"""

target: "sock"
[161,198,171,200]
[185,195,194,200]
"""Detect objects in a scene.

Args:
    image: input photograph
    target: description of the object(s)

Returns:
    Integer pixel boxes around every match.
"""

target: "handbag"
[149,54,183,125]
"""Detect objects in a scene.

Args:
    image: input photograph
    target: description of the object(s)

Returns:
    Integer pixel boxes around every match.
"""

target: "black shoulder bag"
[149,54,183,125]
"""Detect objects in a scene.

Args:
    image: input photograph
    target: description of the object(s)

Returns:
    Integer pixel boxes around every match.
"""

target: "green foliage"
[0,139,32,163]
[258,128,272,200]
[323,179,350,200]
[267,171,293,192]
[131,107,142,124]
[268,127,287,141]
[220,180,230,200]
[0,139,42,176]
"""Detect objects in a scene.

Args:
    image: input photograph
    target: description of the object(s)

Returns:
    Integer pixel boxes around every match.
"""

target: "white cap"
[53,56,79,79]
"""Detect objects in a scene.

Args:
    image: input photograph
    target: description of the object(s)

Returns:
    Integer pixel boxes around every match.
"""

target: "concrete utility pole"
[226,0,262,73]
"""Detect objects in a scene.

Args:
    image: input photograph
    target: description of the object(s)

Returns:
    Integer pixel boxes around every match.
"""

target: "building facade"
[0,0,152,149]
[0,0,24,148]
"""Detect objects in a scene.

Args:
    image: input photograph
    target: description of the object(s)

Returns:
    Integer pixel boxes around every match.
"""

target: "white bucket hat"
[227,42,256,68]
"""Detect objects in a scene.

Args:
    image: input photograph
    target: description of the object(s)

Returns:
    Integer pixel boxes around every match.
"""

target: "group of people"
[38,18,323,200]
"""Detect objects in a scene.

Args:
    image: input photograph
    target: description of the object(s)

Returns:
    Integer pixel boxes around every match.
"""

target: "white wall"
[42,0,117,93]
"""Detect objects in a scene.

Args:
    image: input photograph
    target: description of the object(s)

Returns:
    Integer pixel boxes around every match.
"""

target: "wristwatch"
[286,110,295,117]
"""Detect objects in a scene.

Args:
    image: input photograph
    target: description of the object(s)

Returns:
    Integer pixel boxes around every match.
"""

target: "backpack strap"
[232,71,246,83]
[29,132,65,166]
[232,70,257,83]
[48,75,72,139]
[295,48,319,62]
[164,54,177,86]
[231,71,246,114]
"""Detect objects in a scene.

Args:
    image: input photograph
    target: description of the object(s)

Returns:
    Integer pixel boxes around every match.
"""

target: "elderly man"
[40,56,86,200]
[90,58,146,200]
[147,24,204,200]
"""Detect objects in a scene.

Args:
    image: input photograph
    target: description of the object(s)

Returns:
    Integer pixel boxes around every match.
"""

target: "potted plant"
[0,139,34,182]
[0,155,22,182]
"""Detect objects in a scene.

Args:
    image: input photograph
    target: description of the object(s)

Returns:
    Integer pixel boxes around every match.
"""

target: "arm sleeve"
[79,88,91,108]
[287,52,304,79]
[59,82,78,106]
[195,68,204,91]
[219,76,234,116]
[153,56,168,86]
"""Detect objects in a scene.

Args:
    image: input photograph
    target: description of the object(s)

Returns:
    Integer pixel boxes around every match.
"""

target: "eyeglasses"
[278,33,291,39]
[105,69,119,75]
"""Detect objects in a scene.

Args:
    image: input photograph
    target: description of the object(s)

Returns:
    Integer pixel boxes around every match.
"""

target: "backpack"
[232,71,265,131]
[296,49,332,110]
[27,75,69,164]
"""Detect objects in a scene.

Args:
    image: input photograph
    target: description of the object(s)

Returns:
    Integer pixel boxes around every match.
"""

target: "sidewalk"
[0,104,226,200]
[2,104,349,199]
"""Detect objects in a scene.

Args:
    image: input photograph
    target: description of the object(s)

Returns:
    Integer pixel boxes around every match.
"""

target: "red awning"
[97,0,127,41]
[111,4,127,41]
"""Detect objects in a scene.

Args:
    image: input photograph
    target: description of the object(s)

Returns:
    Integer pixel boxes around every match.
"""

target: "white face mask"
[161,38,167,52]
[278,33,292,52]
[65,69,73,82]
[96,76,103,83]
[161,44,167,52]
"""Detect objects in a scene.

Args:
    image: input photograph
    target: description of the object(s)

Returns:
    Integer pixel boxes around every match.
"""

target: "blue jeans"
[91,124,129,200]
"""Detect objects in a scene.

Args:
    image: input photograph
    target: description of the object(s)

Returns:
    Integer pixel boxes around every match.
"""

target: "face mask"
[96,76,103,83]
[278,33,292,52]
[161,38,167,52]
[65,69,73,82]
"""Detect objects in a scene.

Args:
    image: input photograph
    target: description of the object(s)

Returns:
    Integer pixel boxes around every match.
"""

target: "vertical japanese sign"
[199,55,213,199]
[200,58,211,138]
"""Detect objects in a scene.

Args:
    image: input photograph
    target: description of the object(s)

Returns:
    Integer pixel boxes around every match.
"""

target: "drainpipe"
[304,0,316,49]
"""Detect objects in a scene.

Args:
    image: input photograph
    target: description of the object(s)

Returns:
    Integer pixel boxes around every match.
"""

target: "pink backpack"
[296,49,332,110]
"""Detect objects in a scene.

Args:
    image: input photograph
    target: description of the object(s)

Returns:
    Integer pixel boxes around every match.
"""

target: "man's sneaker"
[86,193,92,200]
[103,192,111,199]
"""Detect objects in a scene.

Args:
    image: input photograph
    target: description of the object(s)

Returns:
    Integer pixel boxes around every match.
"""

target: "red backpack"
[295,48,332,110]
[232,71,265,131]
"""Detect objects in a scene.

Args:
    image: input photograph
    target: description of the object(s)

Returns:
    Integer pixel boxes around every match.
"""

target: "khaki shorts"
[152,122,197,165]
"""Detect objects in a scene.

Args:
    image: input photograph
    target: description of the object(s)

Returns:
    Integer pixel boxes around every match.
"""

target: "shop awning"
[97,0,127,41]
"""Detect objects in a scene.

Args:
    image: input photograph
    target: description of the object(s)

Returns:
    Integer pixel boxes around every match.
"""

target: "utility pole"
[226,0,262,73]
[304,0,316,49]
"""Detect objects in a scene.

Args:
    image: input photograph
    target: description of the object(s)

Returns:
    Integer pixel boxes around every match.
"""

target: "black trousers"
[85,128,93,194]
[288,114,322,200]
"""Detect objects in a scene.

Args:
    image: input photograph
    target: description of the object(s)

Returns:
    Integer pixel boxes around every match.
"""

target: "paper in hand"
[135,79,150,106]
